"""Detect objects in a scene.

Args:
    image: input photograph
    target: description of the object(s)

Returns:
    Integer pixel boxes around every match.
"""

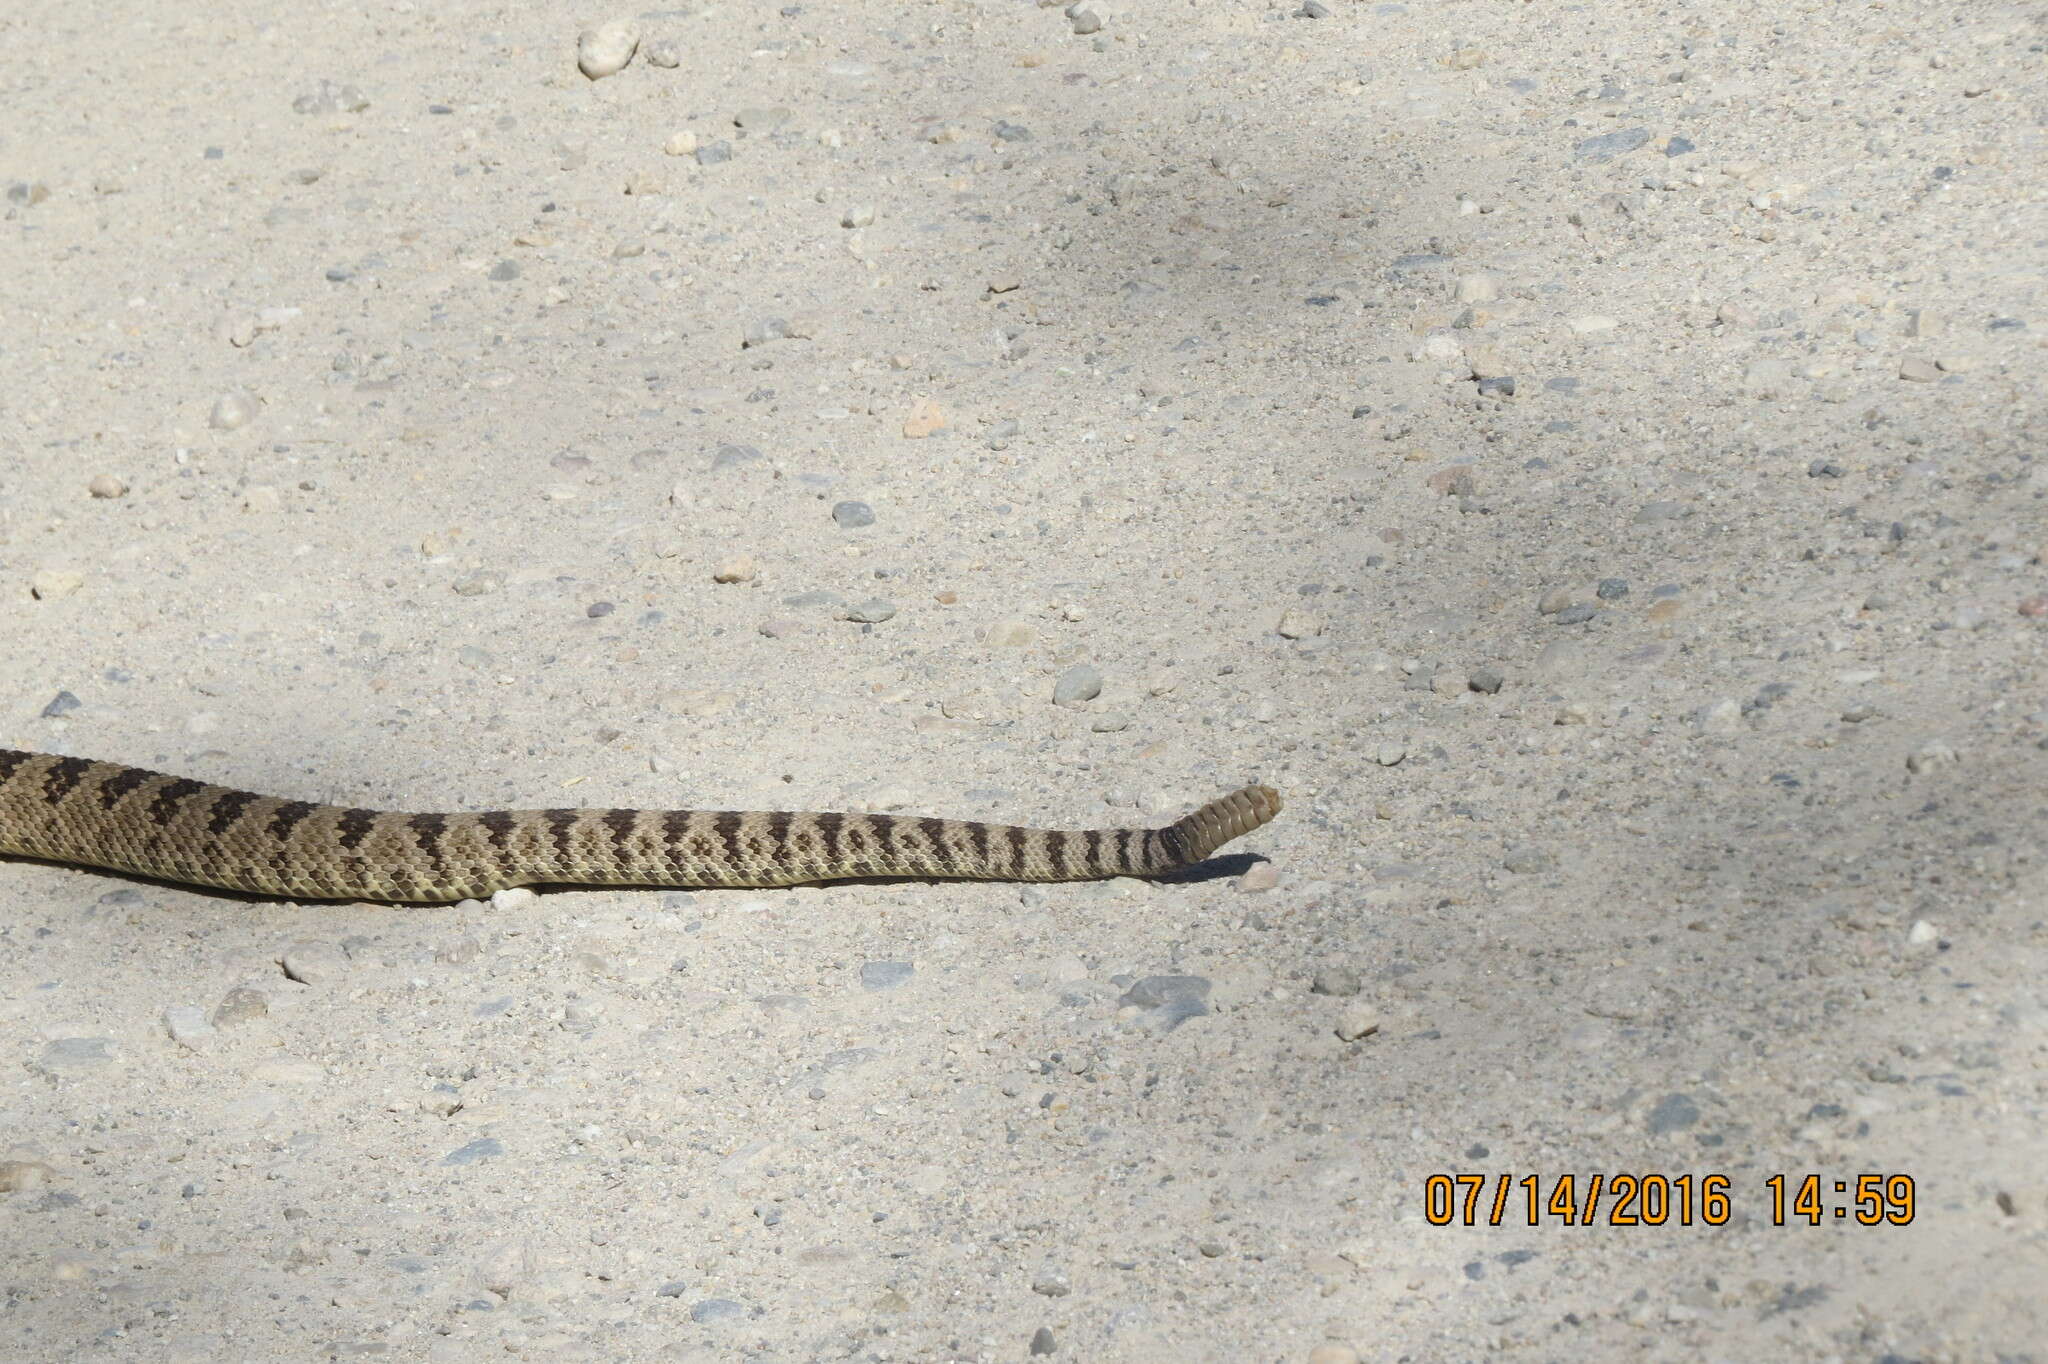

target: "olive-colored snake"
[0,748,1281,903]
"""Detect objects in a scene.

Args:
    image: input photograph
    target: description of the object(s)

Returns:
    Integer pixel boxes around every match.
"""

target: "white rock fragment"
[1907,920,1939,946]
[1455,273,1497,303]
[1696,699,1743,733]
[984,618,1036,647]
[492,887,538,911]
[577,20,640,79]
[1276,608,1323,639]
[1905,741,1959,773]
[164,1006,216,1050]
[87,474,127,498]
[30,569,85,600]
[1335,1005,1382,1042]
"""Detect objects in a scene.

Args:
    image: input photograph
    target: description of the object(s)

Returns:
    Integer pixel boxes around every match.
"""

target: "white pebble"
[577,19,640,79]
[30,568,84,600]
[1905,741,1959,773]
[663,129,699,157]
[1907,920,1939,946]
[1455,274,1497,303]
[164,1006,216,1050]
[87,474,127,498]
[492,887,539,911]
[984,618,1036,647]
[712,556,758,584]
[1276,608,1323,639]
[1334,1005,1382,1042]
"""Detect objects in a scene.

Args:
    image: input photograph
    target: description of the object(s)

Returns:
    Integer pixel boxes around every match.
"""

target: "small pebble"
[577,20,640,79]
[663,129,699,157]
[1053,664,1103,706]
[696,141,732,166]
[1311,967,1361,997]
[1334,1006,1381,1042]
[212,987,269,1027]
[902,398,947,438]
[1067,5,1102,35]
[1898,355,1940,383]
[860,961,914,991]
[741,317,789,347]
[690,1298,744,1324]
[40,691,80,718]
[1907,920,1939,946]
[839,598,897,624]
[1905,741,1959,773]
[985,619,1036,647]
[1467,667,1504,695]
[644,39,681,68]
[713,556,758,584]
[1029,1327,1057,1356]
[40,1037,117,1070]
[88,474,128,499]
[832,500,875,529]
[30,569,85,600]
[491,887,538,911]
[451,572,503,597]
[1276,608,1323,639]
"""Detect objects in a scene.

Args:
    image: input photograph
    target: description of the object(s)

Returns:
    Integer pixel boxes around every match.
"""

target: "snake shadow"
[2,850,1267,907]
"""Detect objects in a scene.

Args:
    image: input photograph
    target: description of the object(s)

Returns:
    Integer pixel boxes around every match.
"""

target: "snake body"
[0,749,1281,903]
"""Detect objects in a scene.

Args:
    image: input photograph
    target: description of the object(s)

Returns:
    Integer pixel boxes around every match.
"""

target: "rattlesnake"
[0,748,1281,903]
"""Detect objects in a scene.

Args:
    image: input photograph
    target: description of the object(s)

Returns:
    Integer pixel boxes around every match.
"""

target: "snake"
[0,748,1281,903]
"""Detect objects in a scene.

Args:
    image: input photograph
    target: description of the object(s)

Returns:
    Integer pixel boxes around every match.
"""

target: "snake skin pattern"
[0,749,1282,903]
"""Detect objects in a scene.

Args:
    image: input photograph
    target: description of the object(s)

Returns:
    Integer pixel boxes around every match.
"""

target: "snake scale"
[0,748,1281,903]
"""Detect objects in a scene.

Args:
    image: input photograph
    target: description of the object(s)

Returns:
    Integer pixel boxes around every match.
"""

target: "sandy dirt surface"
[3,0,2046,1359]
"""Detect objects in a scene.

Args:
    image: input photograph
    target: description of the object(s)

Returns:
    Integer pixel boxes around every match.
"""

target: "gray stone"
[860,961,914,990]
[840,598,896,624]
[1574,128,1651,162]
[832,500,875,529]
[40,1038,117,1070]
[1053,664,1104,707]
[690,1298,744,1323]
[1310,967,1361,997]
[1645,1093,1701,1133]
[1120,975,1211,1031]
[441,1138,503,1166]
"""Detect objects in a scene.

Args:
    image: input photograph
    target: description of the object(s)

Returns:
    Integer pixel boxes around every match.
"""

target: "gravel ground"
[3,0,2045,1359]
